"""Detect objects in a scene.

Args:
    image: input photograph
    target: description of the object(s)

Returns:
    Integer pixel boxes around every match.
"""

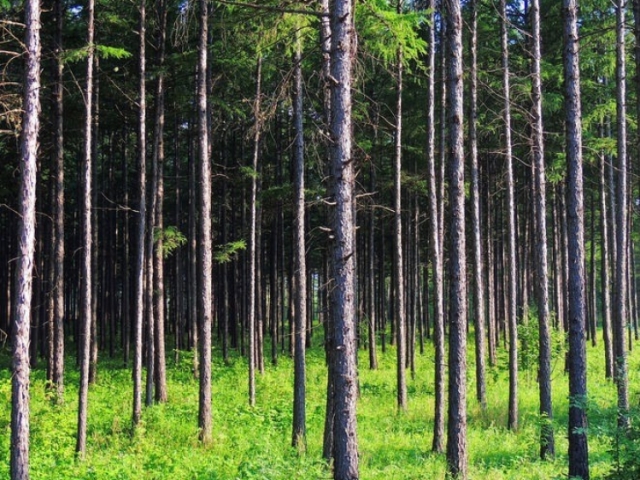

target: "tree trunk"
[248,56,262,407]
[469,0,487,411]
[152,0,168,404]
[76,0,95,457]
[614,0,630,429]
[599,150,614,379]
[291,29,307,449]
[564,0,590,476]
[197,0,213,444]
[132,0,147,428]
[427,0,445,453]
[329,0,359,478]
[52,0,65,404]
[445,0,468,477]
[393,2,407,411]
[501,0,518,432]
[11,0,40,475]
[530,0,554,458]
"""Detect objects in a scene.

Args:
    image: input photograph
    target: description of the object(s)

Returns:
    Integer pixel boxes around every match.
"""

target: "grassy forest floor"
[1,331,639,479]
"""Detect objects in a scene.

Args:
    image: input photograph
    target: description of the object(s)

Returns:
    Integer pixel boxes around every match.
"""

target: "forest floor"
[1,331,639,479]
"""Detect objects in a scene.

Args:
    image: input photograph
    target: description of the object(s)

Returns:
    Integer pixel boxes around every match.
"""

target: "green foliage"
[357,0,427,69]
[214,239,247,263]
[518,307,566,377]
[605,412,640,480]
[153,226,187,259]
[63,45,131,64]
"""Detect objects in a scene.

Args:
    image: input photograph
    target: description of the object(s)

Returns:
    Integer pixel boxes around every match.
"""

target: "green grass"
[0,334,637,479]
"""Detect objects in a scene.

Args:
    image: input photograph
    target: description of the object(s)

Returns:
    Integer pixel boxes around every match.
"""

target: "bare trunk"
[445,0,468,477]
[11,0,40,475]
[530,0,554,458]
[329,0,359,477]
[564,0,590,476]
[76,0,95,457]
[197,0,213,443]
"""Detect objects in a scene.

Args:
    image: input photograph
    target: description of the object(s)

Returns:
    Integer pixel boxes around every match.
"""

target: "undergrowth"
[0,331,637,479]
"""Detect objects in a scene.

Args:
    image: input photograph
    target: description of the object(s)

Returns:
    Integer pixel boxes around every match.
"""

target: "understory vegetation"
[1,335,638,479]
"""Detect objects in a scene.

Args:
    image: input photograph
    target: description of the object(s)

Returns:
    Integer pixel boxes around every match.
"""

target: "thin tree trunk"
[393,1,407,411]
[599,150,614,379]
[197,0,213,443]
[292,29,307,449]
[469,0,486,411]
[531,0,554,458]
[11,0,40,475]
[52,0,65,403]
[614,0,630,429]
[248,56,262,407]
[152,0,168,404]
[501,0,518,432]
[329,0,359,477]
[564,0,590,476]
[445,0,468,477]
[76,0,95,457]
[132,0,147,428]
[427,0,445,453]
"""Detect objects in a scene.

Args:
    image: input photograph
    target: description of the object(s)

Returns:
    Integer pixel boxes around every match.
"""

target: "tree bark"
[427,0,445,454]
[329,0,359,477]
[444,0,467,477]
[501,0,518,432]
[132,0,147,428]
[291,29,307,449]
[564,0,590,476]
[469,0,487,411]
[76,0,95,457]
[197,0,213,444]
[11,0,40,476]
[530,0,554,459]
[614,0,630,429]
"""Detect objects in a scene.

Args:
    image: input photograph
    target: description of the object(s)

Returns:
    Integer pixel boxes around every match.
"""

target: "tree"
[468,0,487,412]
[564,0,589,477]
[197,0,213,444]
[291,25,307,450]
[613,0,630,429]
[329,0,359,477]
[501,0,518,432]
[76,0,95,457]
[530,0,554,460]
[445,0,467,477]
[51,0,65,404]
[10,0,41,476]
[427,0,445,454]
[393,0,407,413]
[132,0,147,428]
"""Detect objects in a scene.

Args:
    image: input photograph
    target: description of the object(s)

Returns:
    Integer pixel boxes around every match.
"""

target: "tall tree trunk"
[320,0,335,463]
[292,30,307,449]
[329,0,359,477]
[445,0,467,477]
[248,56,262,407]
[52,0,65,404]
[501,0,518,432]
[531,0,554,459]
[152,0,168,404]
[599,150,614,379]
[197,0,213,444]
[132,0,147,428]
[469,0,486,411]
[76,0,95,457]
[614,0,630,429]
[427,0,445,453]
[564,0,590,476]
[11,0,40,475]
[393,0,407,412]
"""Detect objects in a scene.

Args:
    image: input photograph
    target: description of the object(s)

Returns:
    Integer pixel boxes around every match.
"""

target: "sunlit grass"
[0,329,636,479]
